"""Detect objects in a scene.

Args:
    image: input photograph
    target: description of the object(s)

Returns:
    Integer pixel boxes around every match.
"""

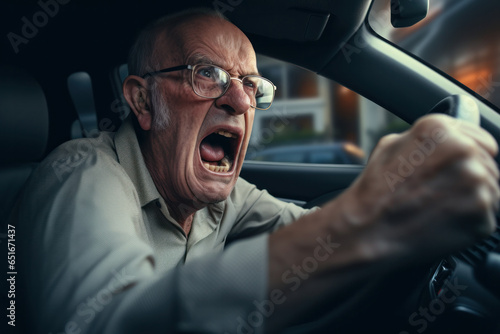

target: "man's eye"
[199,69,212,78]
[243,78,257,89]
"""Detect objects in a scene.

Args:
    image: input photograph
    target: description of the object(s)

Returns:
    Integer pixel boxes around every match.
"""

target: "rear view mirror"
[391,0,429,27]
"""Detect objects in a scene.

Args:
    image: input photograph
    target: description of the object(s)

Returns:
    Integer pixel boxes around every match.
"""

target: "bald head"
[128,8,234,77]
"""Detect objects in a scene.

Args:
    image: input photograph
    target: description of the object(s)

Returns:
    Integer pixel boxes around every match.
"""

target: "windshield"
[368,0,500,109]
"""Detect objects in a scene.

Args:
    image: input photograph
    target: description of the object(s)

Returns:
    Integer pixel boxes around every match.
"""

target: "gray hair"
[128,8,229,131]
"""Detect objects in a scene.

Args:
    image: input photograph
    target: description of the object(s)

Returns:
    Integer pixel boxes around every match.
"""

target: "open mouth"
[199,130,239,173]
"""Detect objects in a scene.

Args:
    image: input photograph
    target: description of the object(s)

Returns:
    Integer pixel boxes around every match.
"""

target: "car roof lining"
[1,0,372,80]
[227,0,372,72]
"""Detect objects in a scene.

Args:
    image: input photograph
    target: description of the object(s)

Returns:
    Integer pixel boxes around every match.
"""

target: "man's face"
[149,17,258,207]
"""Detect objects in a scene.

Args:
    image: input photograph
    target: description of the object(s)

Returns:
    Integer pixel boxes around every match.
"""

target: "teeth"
[203,157,232,173]
[220,157,230,167]
[216,130,236,138]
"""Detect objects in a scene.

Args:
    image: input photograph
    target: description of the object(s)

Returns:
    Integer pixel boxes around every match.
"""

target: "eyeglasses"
[142,64,277,110]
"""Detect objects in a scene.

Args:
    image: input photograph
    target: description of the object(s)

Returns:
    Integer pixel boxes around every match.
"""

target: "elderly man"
[14,8,499,334]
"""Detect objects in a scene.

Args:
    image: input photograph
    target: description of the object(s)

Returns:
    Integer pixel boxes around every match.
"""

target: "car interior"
[1,0,500,333]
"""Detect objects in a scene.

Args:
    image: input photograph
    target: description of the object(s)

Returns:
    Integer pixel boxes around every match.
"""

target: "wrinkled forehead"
[156,15,258,75]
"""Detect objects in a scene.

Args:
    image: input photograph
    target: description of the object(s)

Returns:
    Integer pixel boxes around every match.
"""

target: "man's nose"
[214,78,252,115]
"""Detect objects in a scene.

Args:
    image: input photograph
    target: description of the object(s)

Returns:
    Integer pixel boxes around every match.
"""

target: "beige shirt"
[13,117,310,334]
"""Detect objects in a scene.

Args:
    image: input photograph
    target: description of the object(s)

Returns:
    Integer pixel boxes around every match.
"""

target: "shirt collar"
[114,114,160,207]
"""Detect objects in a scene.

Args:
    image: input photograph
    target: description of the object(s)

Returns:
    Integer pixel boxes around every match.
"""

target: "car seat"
[0,65,49,229]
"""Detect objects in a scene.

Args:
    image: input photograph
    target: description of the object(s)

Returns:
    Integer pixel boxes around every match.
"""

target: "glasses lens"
[192,65,229,98]
[243,76,275,110]
[192,65,275,110]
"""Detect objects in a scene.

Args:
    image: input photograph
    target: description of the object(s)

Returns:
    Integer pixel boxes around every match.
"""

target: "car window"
[310,151,336,164]
[270,152,305,163]
[368,0,500,110]
[245,55,409,165]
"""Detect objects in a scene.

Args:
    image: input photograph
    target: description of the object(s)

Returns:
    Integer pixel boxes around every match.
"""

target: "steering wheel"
[403,95,500,334]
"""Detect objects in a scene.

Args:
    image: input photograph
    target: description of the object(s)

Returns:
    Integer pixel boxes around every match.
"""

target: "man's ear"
[123,75,152,131]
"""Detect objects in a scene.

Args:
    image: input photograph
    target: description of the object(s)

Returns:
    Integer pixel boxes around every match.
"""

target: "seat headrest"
[0,66,49,164]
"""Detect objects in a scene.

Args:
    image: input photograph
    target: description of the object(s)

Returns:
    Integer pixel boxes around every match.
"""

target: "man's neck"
[139,133,201,236]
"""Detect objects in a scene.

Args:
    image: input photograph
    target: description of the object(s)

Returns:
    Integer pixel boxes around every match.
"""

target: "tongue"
[200,139,225,162]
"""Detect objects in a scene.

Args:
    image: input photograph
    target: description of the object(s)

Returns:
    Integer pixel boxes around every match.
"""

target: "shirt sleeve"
[13,142,269,334]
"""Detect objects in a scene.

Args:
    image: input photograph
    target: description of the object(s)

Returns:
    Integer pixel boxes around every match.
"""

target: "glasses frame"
[141,64,277,110]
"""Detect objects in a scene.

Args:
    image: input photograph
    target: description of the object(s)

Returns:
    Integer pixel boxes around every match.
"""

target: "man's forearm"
[266,188,401,331]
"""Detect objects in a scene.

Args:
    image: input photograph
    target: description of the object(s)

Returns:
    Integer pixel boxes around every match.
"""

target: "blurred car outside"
[245,142,365,165]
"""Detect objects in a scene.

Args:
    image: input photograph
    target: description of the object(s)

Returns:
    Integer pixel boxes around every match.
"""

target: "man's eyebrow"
[188,53,261,77]
[188,53,215,65]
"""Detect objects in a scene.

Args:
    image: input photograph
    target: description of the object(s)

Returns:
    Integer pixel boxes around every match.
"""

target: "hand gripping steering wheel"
[415,95,500,333]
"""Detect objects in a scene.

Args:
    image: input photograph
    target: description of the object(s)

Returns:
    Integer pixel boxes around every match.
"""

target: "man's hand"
[341,113,499,263]
[267,114,499,330]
